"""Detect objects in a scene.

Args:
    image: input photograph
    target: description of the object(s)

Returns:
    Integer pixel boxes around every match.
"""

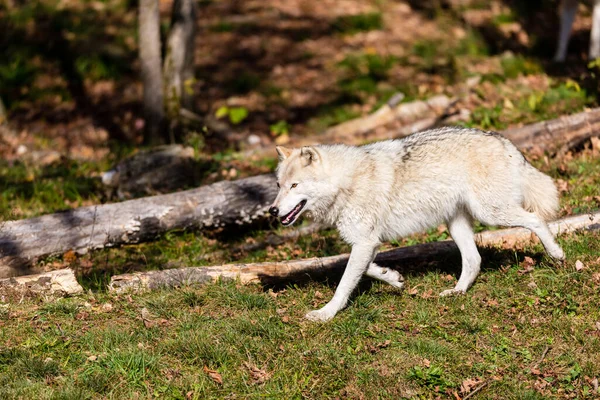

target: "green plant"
[332,13,383,34]
[215,106,249,125]
[408,365,455,391]
[270,120,290,136]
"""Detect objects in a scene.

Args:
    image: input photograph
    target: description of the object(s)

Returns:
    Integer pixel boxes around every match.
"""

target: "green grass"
[307,103,362,131]
[2,1,600,397]
[1,230,600,398]
[332,12,383,34]
[4,150,598,399]
[0,158,106,220]
[463,79,593,131]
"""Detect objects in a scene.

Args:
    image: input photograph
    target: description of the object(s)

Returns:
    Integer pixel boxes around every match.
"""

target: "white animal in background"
[270,127,565,322]
[555,0,600,61]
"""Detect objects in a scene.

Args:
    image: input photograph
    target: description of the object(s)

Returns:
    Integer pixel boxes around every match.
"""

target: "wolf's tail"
[521,164,560,221]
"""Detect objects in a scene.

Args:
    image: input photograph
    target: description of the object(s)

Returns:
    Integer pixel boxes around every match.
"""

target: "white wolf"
[270,127,565,322]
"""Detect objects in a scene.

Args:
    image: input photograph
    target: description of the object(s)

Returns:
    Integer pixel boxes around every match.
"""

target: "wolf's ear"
[276,146,292,161]
[300,146,320,166]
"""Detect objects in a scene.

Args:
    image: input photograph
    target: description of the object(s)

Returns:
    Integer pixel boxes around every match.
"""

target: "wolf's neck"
[317,147,363,224]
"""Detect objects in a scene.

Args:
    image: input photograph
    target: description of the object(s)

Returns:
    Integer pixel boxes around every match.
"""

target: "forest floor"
[1,0,600,398]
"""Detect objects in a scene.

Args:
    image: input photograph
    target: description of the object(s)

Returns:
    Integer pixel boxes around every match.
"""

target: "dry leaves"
[63,250,77,264]
[75,311,89,320]
[460,377,483,394]
[527,280,538,289]
[101,303,114,312]
[268,288,285,298]
[163,368,181,381]
[518,256,536,275]
[140,307,169,328]
[555,179,569,193]
[203,366,223,385]
[575,259,585,271]
[243,362,271,384]
[367,339,391,354]
[407,285,421,296]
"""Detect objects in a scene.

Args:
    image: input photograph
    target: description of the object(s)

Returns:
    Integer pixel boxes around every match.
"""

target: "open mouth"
[281,200,307,226]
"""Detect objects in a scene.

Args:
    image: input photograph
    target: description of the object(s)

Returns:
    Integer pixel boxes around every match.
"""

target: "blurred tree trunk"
[139,0,166,144]
[163,0,197,136]
[0,97,6,124]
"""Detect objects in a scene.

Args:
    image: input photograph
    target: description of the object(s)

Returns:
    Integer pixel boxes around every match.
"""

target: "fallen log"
[0,174,277,278]
[501,108,600,156]
[0,268,83,301]
[319,94,455,144]
[243,94,457,159]
[108,211,600,293]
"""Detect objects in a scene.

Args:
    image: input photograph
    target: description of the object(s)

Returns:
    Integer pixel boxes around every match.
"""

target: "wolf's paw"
[305,308,336,322]
[550,247,565,261]
[384,270,405,290]
[439,288,466,297]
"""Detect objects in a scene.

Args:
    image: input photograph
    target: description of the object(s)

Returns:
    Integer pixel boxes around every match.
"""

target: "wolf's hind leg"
[491,208,565,261]
[440,211,481,297]
[365,263,405,289]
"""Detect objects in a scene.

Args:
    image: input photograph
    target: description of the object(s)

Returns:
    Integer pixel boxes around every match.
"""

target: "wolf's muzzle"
[269,206,279,217]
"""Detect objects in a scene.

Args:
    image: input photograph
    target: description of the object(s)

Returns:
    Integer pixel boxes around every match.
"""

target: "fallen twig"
[462,379,491,400]
[531,345,551,370]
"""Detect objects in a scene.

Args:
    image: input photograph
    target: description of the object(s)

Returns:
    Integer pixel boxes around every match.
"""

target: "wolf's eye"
[290,183,298,189]
[276,182,280,188]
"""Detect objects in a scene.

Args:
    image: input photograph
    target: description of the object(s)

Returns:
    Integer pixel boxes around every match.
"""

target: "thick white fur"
[272,128,565,322]
[555,0,600,62]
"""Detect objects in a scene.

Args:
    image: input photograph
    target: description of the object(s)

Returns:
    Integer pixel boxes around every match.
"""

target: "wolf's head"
[269,145,337,226]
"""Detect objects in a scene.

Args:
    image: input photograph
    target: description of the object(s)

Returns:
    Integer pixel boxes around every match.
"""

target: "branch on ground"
[0,175,277,278]
[0,268,83,301]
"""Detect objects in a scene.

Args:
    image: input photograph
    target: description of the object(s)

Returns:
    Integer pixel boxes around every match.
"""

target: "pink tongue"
[283,206,297,223]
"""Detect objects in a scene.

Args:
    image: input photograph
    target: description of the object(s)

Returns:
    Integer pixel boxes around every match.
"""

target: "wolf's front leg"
[305,242,378,322]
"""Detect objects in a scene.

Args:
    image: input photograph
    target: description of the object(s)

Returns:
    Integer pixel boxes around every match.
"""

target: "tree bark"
[108,211,600,293]
[163,0,197,119]
[321,94,454,144]
[501,108,600,156]
[0,268,83,301]
[0,174,277,278]
[139,0,166,144]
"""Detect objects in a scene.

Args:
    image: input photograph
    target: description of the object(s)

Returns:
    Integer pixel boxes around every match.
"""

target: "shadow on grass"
[258,245,548,294]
